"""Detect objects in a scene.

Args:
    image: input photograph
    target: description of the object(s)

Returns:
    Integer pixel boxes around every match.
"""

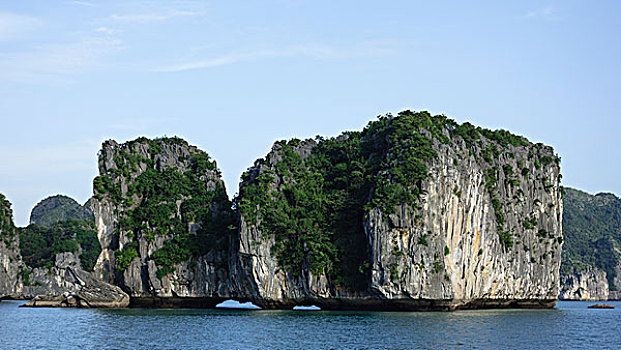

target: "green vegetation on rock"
[561,187,621,290]
[29,195,94,228]
[18,218,100,271]
[238,110,550,289]
[0,194,15,237]
[115,241,138,271]
[95,137,234,278]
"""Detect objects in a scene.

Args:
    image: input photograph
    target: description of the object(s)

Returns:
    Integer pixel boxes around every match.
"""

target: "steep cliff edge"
[560,187,621,300]
[235,111,563,310]
[92,137,234,302]
[0,194,22,298]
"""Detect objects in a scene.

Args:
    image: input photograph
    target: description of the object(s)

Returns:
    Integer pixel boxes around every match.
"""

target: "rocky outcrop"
[92,137,234,300]
[17,250,129,308]
[22,264,129,308]
[29,195,93,227]
[0,194,129,307]
[559,263,621,301]
[561,187,621,300]
[234,111,563,310]
[559,267,609,300]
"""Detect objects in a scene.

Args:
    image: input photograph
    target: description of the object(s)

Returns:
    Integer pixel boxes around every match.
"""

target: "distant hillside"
[29,195,93,228]
[23,194,100,272]
[560,187,621,299]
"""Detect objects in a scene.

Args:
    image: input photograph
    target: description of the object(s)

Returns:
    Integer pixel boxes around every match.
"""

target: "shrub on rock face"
[0,194,15,236]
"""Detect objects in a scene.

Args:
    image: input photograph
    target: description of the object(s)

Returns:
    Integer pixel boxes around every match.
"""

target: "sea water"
[1,300,619,349]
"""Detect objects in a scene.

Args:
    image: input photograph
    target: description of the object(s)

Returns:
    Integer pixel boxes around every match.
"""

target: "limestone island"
[0,111,563,310]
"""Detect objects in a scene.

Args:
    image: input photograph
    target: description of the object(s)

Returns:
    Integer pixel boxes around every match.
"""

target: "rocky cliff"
[92,137,234,303]
[560,187,621,300]
[0,194,22,298]
[235,111,563,310]
[0,194,128,307]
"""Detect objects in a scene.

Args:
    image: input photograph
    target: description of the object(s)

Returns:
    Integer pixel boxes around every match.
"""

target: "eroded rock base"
[130,297,225,309]
[126,297,557,311]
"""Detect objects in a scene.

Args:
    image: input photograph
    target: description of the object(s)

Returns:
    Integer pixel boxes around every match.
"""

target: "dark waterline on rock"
[1,300,620,349]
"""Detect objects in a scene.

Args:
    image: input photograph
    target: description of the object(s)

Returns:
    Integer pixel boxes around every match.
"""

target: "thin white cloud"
[0,12,41,42]
[153,41,400,73]
[71,1,97,7]
[107,9,205,23]
[0,2,211,83]
[291,41,397,60]
[96,26,122,35]
[0,36,123,83]
[153,51,279,72]
[524,6,560,20]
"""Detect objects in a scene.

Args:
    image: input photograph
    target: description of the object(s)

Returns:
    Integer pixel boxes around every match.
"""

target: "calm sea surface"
[1,300,620,349]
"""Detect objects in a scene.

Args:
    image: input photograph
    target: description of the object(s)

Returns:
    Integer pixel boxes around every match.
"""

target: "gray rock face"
[19,251,129,308]
[0,194,128,307]
[365,141,562,305]
[0,195,21,297]
[559,267,610,300]
[29,195,94,227]
[612,265,621,300]
[92,137,234,299]
[84,197,93,213]
[0,236,20,297]
[559,263,621,300]
[234,114,563,310]
[22,265,129,308]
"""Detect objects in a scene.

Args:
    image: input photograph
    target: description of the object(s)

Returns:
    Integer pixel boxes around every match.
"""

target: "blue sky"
[1,1,620,226]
